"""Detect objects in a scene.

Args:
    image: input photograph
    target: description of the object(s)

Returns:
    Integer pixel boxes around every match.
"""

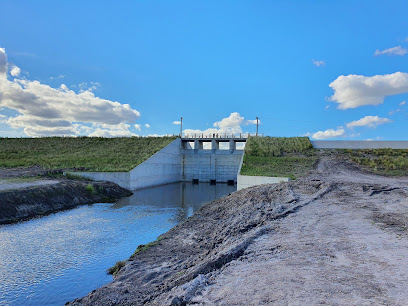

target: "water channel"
[0,182,236,305]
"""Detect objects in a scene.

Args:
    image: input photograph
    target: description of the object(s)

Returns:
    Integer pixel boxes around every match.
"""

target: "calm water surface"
[0,182,235,305]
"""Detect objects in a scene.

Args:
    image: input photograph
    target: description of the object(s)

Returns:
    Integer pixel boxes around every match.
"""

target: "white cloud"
[400,100,406,106]
[389,109,400,115]
[312,59,325,67]
[308,128,345,140]
[50,75,64,80]
[183,112,245,136]
[0,47,141,137]
[346,116,392,128]
[374,46,408,56]
[329,72,408,109]
[88,128,137,137]
[173,121,181,125]
[79,81,101,93]
[145,123,150,128]
[0,114,5,118]
[0,47,7,77]
[134,124,141,131]
[10,66,21,77]
[59,84,69,91]
[244,119,260,125]
[146,133,173,137]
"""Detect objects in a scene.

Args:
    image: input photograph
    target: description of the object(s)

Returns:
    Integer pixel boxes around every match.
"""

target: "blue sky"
[0,0,408,139]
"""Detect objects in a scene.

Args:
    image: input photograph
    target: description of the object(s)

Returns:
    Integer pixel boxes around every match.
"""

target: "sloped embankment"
[0,181,132,224]
[69,178,332,305]
[70,154,408,305]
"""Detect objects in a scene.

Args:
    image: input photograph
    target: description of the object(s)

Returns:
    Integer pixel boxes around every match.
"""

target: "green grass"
[107,260,126,277]
[344,148,408,176]
[0,136,176,172]
[132,237,163,256]
[240,136,316,179]
[244,136,314,157]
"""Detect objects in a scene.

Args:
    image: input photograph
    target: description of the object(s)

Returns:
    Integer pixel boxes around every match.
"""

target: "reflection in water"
[114,182,235,223]
[0,182,235,306]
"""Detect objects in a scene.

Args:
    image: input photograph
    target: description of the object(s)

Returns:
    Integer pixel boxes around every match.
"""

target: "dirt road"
[70,154,408,305]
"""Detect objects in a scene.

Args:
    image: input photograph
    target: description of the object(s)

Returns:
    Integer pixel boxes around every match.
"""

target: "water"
[0,182,235,305]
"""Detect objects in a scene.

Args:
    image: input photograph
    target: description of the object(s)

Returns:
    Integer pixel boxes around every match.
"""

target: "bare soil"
[0,167,132,224]
[69,153,408,305]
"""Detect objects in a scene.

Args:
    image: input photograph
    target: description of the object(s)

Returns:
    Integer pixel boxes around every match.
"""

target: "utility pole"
[180,117,183,138]
[256,117,259,137]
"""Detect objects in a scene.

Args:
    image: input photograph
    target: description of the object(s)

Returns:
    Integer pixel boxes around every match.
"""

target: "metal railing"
[182,133,264,139]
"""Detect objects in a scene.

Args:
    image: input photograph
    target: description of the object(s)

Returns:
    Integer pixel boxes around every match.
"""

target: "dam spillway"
[181,137,245,183]
[72,137,246,190]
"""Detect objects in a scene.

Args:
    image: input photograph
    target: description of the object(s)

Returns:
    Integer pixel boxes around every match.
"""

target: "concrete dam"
[73,138,246,190]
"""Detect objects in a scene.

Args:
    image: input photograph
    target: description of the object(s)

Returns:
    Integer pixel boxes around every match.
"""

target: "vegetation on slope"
[0,137,176,172]
[240,136,316,179]
[344,148,408,176]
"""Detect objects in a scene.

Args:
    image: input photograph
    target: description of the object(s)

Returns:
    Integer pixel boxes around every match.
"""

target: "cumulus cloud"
[374,46,408,56]
[134,124,141,131]
[346,116,392,128]
[10,66,21,77]
[400,100,406,106]
[307,128,345,140]
[244,119,260,125]
[183,112,245,136]
[329,72,408,109]
[173,121,181,125]
[0,48,7,76]
[145,123,150,128]
[0,47,141,137]
[312,59,325,67]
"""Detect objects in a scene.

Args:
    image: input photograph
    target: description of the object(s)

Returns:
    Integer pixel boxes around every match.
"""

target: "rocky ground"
[69,153,408,305]
[0,166,132,224]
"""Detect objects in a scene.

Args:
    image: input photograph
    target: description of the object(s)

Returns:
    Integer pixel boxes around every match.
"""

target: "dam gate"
[181,137,246,184]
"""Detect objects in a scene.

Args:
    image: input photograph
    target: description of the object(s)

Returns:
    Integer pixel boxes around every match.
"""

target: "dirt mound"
[69,154,408,305]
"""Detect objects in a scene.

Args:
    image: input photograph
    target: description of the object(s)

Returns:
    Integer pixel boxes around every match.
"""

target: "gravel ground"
[0,179,60,191]
[69,153,408,305]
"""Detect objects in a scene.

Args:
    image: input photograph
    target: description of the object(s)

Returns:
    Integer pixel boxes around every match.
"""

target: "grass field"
[240,136,317,179]
[344,148,408,176]
[0,137,176,172]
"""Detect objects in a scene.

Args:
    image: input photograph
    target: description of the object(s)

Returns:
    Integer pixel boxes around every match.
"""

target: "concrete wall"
[129,138,182,189]
[71,171,131,189]
[237,174,290,190]
[70,138,182,190]
[182,149,244,182]
[312,140,408,149]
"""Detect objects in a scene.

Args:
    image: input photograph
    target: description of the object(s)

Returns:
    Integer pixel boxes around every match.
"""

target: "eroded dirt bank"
[0,179,132,225]
[69,155,408,305]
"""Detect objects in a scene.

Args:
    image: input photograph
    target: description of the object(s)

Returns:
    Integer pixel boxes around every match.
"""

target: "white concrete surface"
[182,149,244,182]
[237,174,290,190]
[312,140,408,149]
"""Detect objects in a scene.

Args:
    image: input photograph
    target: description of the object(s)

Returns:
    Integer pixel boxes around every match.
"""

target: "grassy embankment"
[240,136,317,179]
[0,137,176,172]
[344,148,408,176]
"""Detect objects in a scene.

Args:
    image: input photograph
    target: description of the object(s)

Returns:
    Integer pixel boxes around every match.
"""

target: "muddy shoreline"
[69,155,408,305]
[0,167,132,225]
